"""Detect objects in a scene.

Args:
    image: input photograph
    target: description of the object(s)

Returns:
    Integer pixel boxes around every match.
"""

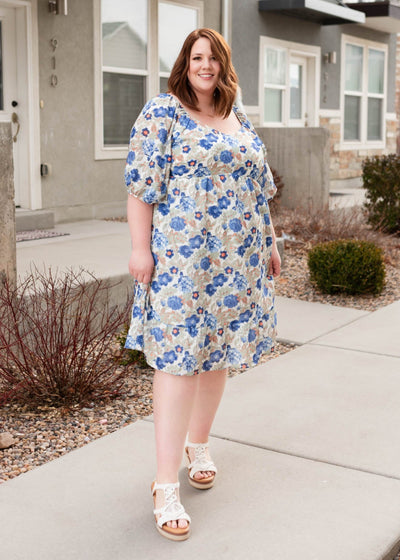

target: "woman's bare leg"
[187,369,227,479]
[152,370,198,528]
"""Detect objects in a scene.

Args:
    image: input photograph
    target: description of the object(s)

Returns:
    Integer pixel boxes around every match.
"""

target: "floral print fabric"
[124,93,277,375]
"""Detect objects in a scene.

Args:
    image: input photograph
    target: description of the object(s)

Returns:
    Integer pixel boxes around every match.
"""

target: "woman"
[125,28,280,541]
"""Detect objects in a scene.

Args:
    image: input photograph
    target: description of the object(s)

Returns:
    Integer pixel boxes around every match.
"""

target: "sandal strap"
[186,440,209,449]
[152,481,180,494]
[186,442,217,478]
[152,481,191,528]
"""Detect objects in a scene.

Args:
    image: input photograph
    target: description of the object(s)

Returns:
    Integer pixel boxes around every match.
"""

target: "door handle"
[11,112,20,142]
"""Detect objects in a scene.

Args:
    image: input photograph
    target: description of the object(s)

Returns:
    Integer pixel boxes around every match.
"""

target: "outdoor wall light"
[40,163,51,177]
[48,0,68,15]
[323,51,337,64]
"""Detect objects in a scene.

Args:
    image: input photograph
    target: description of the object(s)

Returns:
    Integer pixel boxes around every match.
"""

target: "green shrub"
[362,154,400,234]
[308,240,385,295]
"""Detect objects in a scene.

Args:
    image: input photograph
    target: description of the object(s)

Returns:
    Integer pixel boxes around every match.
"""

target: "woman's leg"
[152,369,198,528]
[187,369,227,479]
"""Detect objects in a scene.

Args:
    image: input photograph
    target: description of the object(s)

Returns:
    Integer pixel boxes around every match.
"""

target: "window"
[94,0,203,159]
[263,48,286,123]
[342,35,387,146]
[102,0,148,146]
[159,1,199,93]
[260,37,320,128]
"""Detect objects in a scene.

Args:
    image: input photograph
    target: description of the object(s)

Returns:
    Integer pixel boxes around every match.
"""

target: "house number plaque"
[50,37,58,87]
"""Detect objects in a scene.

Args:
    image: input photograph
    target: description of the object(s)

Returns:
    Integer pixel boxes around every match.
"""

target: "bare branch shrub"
[0,268,131,407]
[274,204,388,246]
[269,167,285,214]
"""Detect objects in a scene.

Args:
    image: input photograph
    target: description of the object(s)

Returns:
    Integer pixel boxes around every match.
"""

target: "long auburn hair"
[168,28,238,118]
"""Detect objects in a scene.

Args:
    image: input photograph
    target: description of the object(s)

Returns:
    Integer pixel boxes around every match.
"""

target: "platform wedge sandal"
[185,441,217,490]
[151,481,191,541]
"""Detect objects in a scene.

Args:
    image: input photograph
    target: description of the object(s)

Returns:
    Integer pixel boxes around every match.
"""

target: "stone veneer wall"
[320,116,398,183]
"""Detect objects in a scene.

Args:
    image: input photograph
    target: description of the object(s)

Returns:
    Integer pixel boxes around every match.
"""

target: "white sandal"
[185,441,217,490]
[151,481,191,541]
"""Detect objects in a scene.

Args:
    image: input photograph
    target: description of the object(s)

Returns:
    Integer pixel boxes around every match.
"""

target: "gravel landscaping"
[275,243,400,312]
[0,340,295,483]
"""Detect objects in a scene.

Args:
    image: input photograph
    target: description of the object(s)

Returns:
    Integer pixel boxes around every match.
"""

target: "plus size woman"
[124,28,281,540]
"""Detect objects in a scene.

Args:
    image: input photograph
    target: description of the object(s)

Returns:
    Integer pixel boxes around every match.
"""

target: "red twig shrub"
[269,167,284,213]
[0,268,130,407]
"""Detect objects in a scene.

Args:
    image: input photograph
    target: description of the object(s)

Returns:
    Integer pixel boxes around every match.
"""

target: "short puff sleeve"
[124,94,177,204]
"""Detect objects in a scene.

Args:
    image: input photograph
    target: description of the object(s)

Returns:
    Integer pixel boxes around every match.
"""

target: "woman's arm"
[268,218,281,278]
[127,194,154,284]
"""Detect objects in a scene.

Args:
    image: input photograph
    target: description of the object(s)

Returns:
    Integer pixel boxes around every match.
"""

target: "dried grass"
[273,204,398,251]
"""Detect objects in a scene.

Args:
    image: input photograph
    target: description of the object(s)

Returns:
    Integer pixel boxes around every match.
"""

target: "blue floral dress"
[124,93,277,375]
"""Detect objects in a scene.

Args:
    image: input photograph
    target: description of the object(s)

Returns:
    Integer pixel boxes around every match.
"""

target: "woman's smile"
[187,37,220,95]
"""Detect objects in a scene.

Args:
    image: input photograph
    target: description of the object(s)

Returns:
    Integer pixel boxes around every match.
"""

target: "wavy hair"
[168,28,238,118]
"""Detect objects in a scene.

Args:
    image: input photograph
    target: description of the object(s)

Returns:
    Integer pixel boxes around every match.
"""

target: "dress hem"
[124,338,276,376]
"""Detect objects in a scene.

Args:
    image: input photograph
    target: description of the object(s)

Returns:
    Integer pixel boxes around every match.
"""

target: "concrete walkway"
[1,221,400,559]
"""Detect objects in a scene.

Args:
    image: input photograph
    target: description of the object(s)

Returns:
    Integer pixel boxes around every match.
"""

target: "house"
[1,0,220,226]
[1,0,399,227]
[231,0,400,190]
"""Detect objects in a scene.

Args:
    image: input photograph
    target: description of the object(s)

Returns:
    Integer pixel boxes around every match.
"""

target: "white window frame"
[340,34,388,151]
[159,0,203,87]
[94,0,203,160]
[259,36,320,128]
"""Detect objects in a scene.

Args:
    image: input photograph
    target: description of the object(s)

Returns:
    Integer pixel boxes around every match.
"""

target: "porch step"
[15,209,55,232]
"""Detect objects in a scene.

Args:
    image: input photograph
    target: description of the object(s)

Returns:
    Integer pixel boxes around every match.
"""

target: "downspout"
[221,0,230,44]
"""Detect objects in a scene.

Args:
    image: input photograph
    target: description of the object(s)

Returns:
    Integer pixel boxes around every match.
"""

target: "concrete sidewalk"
[2,220,400,559]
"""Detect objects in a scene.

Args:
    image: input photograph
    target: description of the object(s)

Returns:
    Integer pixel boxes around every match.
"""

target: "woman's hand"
[268,243,281,277]
[129,247,154,284]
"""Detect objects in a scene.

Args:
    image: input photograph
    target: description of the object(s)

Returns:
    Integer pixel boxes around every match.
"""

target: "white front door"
[289,55,307,127]
[0,4,35,209]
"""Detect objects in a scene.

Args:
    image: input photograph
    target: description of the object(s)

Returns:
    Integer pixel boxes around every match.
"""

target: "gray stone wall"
[256,127,330,210]
[0,123,16,286]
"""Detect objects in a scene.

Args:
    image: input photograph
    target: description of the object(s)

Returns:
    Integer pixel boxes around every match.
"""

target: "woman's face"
[187,37,220,98]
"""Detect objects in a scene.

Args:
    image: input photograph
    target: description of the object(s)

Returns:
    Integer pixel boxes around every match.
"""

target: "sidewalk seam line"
[308,342,400,360]
[303,311,372,345]
[209,434,400,483]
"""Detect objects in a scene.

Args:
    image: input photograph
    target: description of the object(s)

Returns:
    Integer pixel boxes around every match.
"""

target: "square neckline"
[169,94,246,137]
